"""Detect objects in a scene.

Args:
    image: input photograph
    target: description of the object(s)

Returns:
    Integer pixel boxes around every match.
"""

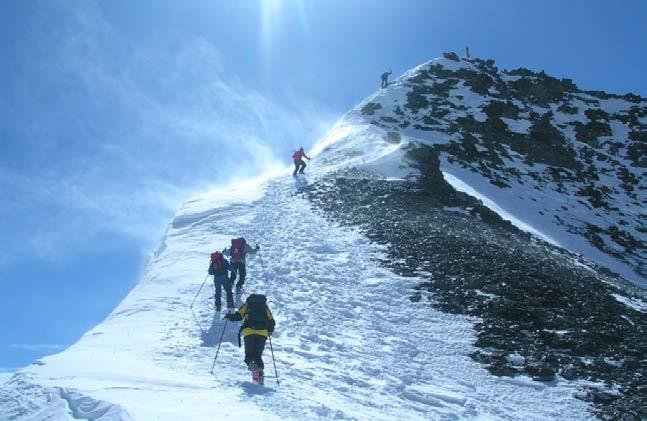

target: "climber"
[224,293,275,384]
[208,251,233,311]
[381,68,392,89]
[223,237,259,293]
[292,146,311,177]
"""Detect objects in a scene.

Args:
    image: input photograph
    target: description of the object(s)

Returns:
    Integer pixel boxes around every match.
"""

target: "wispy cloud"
[0,1,337,265]
[8,343,66,353]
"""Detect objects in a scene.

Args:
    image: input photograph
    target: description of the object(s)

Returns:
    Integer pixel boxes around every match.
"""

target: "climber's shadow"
[240,381,275,395]
[201,311,239,347]
[200,290,255,347]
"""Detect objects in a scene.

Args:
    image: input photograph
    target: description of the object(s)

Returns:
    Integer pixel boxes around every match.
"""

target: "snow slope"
[0,171,594,419]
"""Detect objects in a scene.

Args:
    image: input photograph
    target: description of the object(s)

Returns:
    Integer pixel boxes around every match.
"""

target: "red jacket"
[292,149,309,160]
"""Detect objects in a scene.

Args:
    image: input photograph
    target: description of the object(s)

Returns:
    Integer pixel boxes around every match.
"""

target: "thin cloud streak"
[8,344,67,353]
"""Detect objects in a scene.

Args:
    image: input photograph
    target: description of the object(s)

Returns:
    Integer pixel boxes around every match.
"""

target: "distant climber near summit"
[381,68,392,88]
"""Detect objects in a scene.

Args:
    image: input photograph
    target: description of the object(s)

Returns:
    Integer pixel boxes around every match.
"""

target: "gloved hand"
[223,313,233,321]
[256,244,260,250]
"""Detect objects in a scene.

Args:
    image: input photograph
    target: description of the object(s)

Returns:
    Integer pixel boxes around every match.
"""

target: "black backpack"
[245,294,269,330]
[237,294,273,347]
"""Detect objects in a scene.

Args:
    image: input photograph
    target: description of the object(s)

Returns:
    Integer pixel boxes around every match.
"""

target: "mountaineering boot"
[246,361,263,384]
[253,368,264,385]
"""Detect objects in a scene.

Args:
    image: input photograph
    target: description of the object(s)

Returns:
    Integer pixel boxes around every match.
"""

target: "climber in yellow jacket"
[224,294,275,383]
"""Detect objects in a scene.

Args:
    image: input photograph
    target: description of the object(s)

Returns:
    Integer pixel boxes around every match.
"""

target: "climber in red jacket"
[292,147,311,177]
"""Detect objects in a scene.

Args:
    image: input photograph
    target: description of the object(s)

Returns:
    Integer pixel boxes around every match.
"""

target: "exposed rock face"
[304,54,646,419]
[354,56,646,282]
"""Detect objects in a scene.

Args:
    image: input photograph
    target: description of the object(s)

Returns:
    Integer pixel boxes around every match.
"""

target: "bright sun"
[259,0,308,54]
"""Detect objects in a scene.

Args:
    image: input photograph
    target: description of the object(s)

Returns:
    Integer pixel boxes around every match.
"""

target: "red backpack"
[210,252,226,274]
[292,150,303,160]
[230,238,246,260]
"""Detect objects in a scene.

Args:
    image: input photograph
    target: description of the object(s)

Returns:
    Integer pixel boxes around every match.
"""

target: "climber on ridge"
[208,250,233,311]
[224,293,275,385]
[381,68,392,89]
[292,146,310,177]
[223,237,259,294]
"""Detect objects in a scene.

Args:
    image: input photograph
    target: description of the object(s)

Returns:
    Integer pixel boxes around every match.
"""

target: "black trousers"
[230,262,247,288]
[293,159,306,176]
[214,278,233,309]
[244,335,267,369]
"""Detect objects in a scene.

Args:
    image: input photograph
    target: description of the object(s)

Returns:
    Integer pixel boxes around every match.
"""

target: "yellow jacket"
[230,302,275,338]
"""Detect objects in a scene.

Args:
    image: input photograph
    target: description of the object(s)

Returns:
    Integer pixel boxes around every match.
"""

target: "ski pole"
[190,273,210,334]
[210,318,228,374]
[191,307,206,336]
[191,273,209,307]
[268,335,279,386]
[257,251,271,284]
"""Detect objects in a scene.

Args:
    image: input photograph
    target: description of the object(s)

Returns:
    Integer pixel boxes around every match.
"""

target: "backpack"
[230,237,246,260]
[209,252,227,275]
[292,150,302,160]
[245,294,269,330]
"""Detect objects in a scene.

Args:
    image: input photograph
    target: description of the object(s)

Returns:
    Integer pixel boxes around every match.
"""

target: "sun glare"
[260,0,283,52]
[259,0,308,54]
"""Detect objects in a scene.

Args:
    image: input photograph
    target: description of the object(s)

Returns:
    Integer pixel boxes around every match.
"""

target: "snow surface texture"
[0,174,594,419]
[326,56,646,286]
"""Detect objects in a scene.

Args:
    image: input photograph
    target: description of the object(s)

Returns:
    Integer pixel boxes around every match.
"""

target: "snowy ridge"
[314,56,646,286]
[0,174,594,419]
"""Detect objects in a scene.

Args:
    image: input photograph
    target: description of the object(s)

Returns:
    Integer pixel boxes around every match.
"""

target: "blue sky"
[1,0,646,371]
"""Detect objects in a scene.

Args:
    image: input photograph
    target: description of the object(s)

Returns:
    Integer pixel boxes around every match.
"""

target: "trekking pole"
[210,318,228,374]
[190,273,210,335]
[268,335,279,386]
[191,273,210,308]
[257,251,271,284]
